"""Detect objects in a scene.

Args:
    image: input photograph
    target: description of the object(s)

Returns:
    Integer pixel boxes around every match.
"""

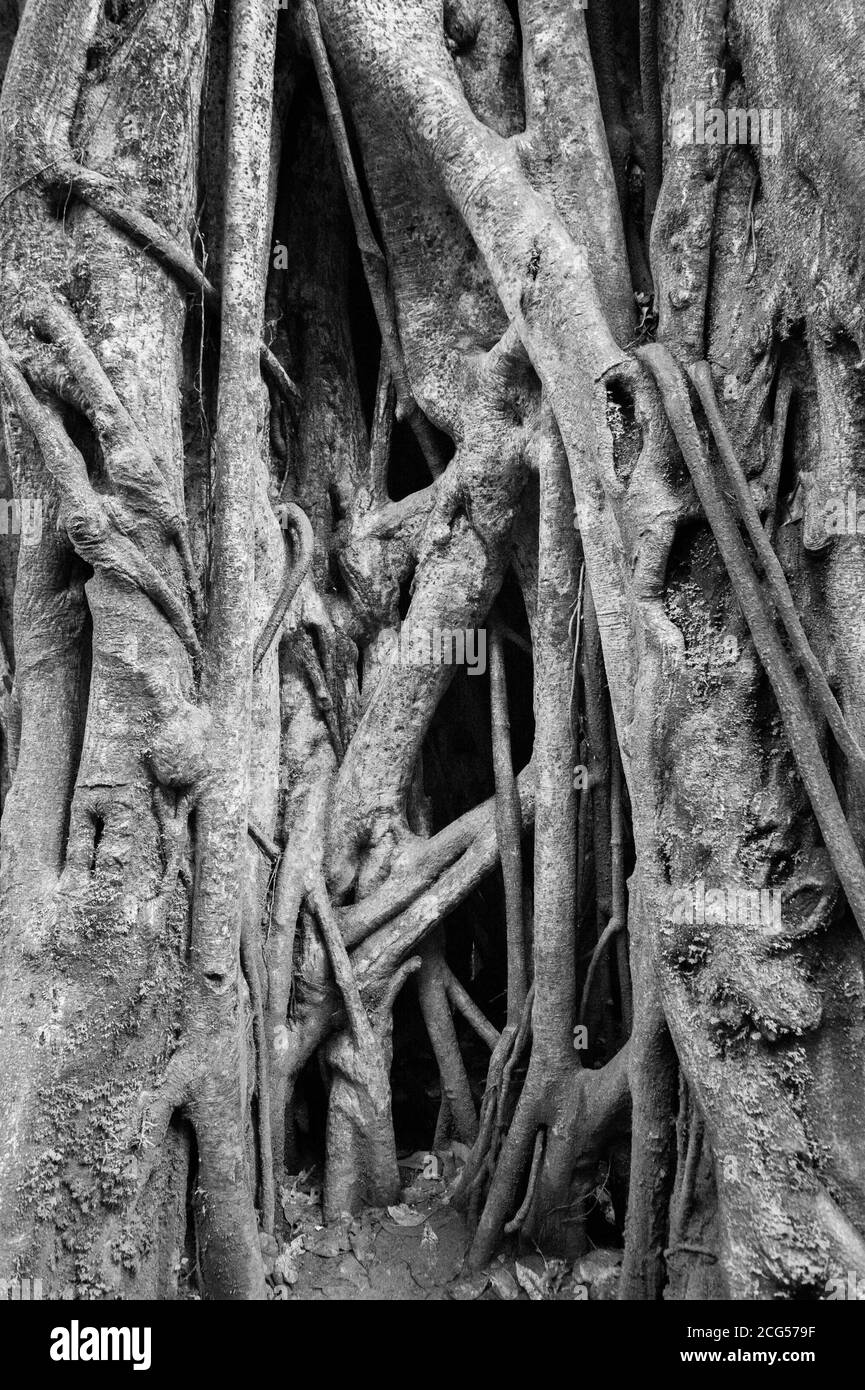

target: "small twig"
[497,621,532,657]
[664,1244,717,1264]
[569,561,585,739]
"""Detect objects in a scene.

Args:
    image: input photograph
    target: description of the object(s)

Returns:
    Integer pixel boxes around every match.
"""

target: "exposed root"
[489,618,527,1020]
[690,359,865,782]
[31,297,203,620]
[620,928,677,1300]
[579,915,624,1027]
[450,984,533,1208]
[503,1129,544,1235]
[309,871,420,1216]
[468,420,592,1267]
[183,0,279,1300]
[0,329,201,660]
[295,629,344,759]
[241,917,274,1235]
[417,933,478,1145]
[42,161,300,409]
[639,343,865,939]
[253,502,315,671]
[639,0,662,236]
[340,764,535,949]
[298,0,448,477]
[442,963,500,1051]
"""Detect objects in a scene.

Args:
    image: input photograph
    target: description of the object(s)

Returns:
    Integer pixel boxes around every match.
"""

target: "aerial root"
[0,328,202,660]
[241,916,275,1234]
[638,343,865,940]
[689,359,865,783]
[253,503,315,672]
[43,159,301,408]
[503,1129,545,1235]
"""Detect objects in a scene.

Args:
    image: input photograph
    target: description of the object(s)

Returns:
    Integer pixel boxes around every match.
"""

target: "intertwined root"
[4,0,865,1304]
[456,1017,632,1270]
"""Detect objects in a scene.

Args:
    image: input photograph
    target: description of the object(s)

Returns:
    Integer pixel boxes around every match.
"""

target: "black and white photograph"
[0,0,862,1356]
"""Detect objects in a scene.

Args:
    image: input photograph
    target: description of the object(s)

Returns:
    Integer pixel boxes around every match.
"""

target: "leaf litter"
[264,1153,621,1300]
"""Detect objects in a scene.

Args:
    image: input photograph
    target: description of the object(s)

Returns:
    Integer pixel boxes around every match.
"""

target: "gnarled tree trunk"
[0,0,864,1302]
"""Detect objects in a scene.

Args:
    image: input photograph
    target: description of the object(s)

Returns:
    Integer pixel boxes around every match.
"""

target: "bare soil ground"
[257,1156,623,1301]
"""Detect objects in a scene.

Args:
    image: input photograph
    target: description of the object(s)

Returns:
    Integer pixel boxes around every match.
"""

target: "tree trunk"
[0,0,864,1301]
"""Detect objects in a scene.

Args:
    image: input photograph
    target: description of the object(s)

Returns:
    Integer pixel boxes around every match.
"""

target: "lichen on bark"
[0,0,864,1302]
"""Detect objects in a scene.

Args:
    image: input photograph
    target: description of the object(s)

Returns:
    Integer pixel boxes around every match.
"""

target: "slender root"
[417,935,478,1144]
[47,161,300,407]
[489,618,527,1020]
[442,964,501,1050]
[504,1129,545,1235]
[579,915,624,1026]
[253,504,315,672]
[298,0,447,477]
[0,330,201,660]
[638,344,865,939]
[308,871,374,1047]
[241,917,275,1234]
[690,360,865,783]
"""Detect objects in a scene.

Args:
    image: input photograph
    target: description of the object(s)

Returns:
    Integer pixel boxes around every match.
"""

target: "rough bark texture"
[0,0,864,1302]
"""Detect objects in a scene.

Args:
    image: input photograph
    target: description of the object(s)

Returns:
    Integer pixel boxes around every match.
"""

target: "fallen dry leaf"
[489,1267,519,1300]
[515,1261,547,1301]
[385,1202,427,1227]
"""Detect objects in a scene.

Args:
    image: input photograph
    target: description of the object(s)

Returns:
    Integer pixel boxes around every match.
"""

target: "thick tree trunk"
[0,0,864,1302]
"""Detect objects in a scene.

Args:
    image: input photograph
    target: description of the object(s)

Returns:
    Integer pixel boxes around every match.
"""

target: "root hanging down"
[489,618,528,1021]
[297,0,448,478]
[5,0,865,1311]
[0,329,202,660]
[638,344,865,941]
[253,503,315,672]
[44,162,301,409]
[689,360,865,783]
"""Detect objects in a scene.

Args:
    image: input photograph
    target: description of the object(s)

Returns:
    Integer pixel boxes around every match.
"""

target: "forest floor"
[260,1155,623,1301]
